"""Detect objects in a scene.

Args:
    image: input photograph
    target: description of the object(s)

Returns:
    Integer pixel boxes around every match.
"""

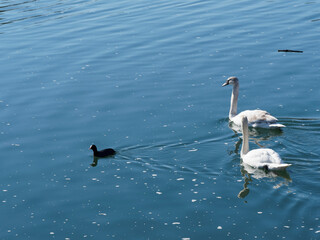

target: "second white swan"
[241,116,291,171]
[222,76,285,128]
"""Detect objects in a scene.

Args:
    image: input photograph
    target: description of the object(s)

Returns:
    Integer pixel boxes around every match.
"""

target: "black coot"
[89,144,116,158]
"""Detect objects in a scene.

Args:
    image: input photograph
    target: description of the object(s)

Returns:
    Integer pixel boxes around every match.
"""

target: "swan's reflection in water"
[227,123,283,156]
[229,122,284,140]
[238,164,291,199]
[227,122,291,199]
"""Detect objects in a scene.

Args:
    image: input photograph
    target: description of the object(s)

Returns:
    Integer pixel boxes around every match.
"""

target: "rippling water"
[1,0,320,239]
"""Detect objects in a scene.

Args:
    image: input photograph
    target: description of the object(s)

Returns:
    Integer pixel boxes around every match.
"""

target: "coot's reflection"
[91,157,99,167]
[90,155,117,167]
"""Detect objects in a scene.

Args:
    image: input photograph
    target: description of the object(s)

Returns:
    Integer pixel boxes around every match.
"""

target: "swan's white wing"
[231,110,284,128]
[235,110,278,123]
[242,148,282,168]
[243,149,291,170]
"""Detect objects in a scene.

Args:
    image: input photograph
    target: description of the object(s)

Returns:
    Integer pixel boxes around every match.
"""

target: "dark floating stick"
[278,49,303,53]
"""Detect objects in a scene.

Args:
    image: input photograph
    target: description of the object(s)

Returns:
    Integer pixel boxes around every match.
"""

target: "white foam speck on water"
[188,148,198,152]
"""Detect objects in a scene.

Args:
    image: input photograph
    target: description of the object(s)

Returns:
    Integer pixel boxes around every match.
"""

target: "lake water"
[1,0,320,239]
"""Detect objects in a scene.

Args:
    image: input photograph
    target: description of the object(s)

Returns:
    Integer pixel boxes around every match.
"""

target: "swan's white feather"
[223,77,285,129]
[231,110,285,128]
[230,109,278,127]
[242,148,291,170]
[240,116,291,171]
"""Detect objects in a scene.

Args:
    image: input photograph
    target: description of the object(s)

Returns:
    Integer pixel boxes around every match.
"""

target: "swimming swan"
[222,77,285,128]
[241,116,291,171]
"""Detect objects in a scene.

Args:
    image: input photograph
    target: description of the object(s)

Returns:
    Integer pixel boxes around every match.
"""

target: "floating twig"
[278,49,303,53]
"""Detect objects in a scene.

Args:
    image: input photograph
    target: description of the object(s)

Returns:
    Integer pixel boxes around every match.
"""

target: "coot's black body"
[89,144,116,158]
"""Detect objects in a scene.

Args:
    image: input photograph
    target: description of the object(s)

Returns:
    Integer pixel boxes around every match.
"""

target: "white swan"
[222,76,285,128]
[241,116,291,171]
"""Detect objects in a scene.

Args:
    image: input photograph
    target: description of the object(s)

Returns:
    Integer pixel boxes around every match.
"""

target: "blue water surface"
[1,0,320,239]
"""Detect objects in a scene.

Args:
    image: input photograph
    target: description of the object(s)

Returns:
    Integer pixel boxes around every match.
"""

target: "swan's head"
[89,144,97,151]
[222,76,239,87]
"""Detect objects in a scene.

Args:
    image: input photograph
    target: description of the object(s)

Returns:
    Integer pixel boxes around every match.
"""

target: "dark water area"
[1,0,320,239]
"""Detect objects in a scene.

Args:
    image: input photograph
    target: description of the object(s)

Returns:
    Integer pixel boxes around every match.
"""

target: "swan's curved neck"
[229,82,239,119]
[241,119,249,157]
